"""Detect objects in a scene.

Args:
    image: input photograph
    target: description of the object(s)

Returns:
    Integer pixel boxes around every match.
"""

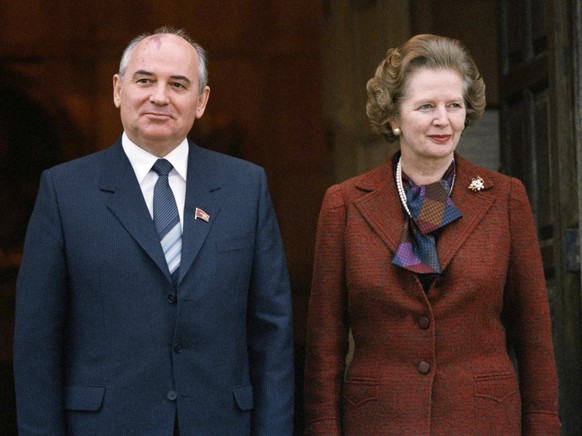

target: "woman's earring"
[393,127,401,136]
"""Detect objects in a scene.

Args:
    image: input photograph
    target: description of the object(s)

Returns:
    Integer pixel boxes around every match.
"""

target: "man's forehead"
[126,34,198,75]
[142,33,170,48]
[138,33,188,52]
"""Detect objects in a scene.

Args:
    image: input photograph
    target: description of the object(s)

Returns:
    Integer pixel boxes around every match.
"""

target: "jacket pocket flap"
[344,377,380,407]
[233,384,254,411]
[64,385,105,411]
[474,373,518,402]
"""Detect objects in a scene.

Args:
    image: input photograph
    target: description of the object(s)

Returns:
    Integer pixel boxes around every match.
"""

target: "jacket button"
[418,361,430,374]
[167,293,177,304]
[419,316,430,329]
[173,343,183,353]
[167,390,177,401]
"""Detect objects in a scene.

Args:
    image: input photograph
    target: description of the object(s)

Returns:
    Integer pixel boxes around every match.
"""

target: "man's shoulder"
[47,142,119,173]
[189,143,263,176]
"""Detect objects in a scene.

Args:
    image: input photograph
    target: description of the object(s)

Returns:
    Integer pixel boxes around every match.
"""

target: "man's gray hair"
[118,26,208,94]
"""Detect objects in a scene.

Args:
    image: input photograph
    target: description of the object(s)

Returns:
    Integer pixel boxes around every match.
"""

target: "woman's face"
[392,67,466,163]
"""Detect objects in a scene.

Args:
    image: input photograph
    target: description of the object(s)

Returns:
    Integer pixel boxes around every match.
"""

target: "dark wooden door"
[498,0,582,433]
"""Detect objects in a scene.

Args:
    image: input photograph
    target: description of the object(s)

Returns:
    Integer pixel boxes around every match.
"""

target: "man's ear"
[195,86,211,118]
[113,74,122,108]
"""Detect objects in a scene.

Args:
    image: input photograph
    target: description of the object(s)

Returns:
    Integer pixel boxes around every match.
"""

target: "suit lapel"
[178,143,221,283]
[352,153,496,274]
[100,141,171,281]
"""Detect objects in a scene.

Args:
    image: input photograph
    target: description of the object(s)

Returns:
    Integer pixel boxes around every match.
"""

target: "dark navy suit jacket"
[14,139,295,435]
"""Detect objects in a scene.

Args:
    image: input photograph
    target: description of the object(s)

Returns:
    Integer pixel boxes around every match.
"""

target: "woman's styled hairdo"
[366,34,486,143]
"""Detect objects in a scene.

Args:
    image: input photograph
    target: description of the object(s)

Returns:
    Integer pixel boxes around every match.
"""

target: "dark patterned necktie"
[152,159,181,282]
[392,165,462,274]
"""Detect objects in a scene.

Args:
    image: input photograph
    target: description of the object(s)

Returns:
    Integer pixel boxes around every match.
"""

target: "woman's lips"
[429,135,451,143]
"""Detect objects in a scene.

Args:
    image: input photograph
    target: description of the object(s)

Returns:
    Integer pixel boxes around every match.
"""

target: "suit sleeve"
[503,178,560,435]
[247,168,295,435]
[13,170,68,435]
[303,185,349,435]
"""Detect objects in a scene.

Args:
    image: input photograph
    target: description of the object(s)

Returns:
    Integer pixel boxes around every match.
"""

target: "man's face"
[113,34,210,156]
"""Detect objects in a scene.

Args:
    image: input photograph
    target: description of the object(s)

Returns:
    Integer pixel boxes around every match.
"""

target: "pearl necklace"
[395,156,456,219]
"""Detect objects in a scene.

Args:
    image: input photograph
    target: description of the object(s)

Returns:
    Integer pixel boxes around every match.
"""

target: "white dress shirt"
[121,132,188,231]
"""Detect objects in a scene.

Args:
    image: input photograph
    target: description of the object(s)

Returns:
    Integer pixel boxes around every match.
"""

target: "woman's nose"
[432,106,449,125]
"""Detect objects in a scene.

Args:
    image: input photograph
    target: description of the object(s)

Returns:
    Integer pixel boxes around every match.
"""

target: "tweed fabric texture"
[304,153,560,435]
[393,164,462,274]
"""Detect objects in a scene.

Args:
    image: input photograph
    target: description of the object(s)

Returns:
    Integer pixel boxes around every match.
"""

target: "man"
[13,27,294,435]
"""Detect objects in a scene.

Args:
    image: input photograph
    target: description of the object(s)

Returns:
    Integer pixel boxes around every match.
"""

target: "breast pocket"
[216,234,254,253]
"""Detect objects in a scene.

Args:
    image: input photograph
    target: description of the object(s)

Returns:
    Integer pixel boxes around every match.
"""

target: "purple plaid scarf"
[392,161,462,274]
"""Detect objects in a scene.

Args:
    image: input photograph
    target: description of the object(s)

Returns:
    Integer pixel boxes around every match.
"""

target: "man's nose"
[150,83,170,105]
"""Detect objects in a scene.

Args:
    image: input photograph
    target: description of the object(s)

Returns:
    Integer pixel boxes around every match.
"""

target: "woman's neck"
[400,153,454,185]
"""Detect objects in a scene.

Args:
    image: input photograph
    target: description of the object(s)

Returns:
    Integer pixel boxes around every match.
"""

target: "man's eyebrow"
[169,75,191,84]
[132,70,191,84]
[132,70,154,78]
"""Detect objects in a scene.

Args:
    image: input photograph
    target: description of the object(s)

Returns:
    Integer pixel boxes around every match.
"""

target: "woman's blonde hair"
[366,34,486,142]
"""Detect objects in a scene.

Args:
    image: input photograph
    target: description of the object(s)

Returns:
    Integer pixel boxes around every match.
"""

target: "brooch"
[468,176,485,192]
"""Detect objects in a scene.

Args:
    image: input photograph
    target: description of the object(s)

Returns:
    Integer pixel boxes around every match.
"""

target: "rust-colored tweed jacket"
[304,153,560,435]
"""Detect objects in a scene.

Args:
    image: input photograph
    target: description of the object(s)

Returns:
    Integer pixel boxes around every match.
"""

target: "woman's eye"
[418,104,433,111]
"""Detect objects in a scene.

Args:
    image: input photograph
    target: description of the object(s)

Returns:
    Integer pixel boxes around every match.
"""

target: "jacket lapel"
[353,159,405,254]
[178,143,221,283]
[436,154,496,271]
[100,141,171,281]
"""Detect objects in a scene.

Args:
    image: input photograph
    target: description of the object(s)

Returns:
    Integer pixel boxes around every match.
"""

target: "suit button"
[167,293,177,304]
[173,343,183,353]
[167,390,177,401]
[419,316,430,329]
[418,361,430,374]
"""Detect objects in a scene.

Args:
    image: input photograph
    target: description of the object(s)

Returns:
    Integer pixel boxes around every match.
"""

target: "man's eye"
[136,78,151,84]
[172,82,187,89]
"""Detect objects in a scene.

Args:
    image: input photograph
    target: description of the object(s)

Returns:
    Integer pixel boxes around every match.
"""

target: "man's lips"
[144,112,173,120]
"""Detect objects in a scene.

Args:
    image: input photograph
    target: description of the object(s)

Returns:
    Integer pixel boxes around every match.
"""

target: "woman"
[304,34,560,435]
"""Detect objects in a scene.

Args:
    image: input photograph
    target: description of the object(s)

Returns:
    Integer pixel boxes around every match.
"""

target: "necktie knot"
[152,159,173,177]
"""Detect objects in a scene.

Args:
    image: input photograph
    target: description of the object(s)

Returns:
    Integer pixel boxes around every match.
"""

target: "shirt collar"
[121,132,189,183]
